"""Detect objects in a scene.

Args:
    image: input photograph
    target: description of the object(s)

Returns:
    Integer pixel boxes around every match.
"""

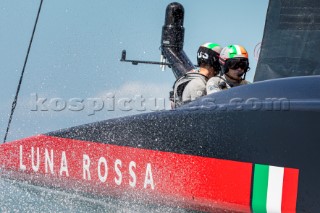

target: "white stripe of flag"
[235,45,242,55]
[266,166,284,213]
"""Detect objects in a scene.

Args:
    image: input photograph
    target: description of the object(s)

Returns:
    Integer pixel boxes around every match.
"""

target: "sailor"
[206,44,250,94]
[172,43,222,107]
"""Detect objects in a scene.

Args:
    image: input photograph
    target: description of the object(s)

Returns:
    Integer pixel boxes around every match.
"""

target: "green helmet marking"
[229,45,238,59]
[206,43,220,50]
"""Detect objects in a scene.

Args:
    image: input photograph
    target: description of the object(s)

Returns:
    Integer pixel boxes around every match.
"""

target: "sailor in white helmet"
[206,44,251,94]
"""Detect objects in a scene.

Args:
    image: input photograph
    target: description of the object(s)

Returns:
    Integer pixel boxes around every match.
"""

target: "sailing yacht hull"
[1,76,319,212]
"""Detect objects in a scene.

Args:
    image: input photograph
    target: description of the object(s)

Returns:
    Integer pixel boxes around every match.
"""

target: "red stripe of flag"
[281,168,299,213]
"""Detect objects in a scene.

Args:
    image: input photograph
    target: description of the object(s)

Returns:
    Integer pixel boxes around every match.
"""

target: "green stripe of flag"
[252,164,269,213]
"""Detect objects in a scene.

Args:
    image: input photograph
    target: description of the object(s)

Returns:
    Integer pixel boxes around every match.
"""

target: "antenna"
[120,50,172,67]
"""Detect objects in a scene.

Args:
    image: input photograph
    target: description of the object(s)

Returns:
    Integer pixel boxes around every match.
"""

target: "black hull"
[47,76,320,212]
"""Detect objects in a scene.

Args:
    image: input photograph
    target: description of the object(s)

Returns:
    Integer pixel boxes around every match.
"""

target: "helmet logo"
[197,52,209,59]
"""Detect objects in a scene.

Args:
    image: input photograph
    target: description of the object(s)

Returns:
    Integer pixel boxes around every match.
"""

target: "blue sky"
[0,0,269,141]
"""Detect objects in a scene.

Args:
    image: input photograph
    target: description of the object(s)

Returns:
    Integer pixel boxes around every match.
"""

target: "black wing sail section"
[254,0,320,81]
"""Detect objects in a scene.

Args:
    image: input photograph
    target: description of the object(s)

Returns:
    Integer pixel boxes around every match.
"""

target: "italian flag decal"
[252,164,299,213]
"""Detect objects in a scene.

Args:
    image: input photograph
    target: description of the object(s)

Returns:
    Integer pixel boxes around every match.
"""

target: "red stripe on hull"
[0,135,252,212]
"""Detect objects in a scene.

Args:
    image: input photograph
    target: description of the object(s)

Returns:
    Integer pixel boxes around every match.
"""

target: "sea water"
[0,177,193,213]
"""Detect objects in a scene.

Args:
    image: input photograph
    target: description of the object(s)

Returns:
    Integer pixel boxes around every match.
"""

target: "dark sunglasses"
[226,58,249,70]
